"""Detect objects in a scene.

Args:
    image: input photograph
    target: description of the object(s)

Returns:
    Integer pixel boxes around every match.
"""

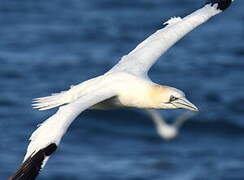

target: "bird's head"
[152,86,199,111]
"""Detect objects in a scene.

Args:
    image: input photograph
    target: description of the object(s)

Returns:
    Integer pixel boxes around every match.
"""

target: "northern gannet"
[9,0,233,179]
[147,110,196,140]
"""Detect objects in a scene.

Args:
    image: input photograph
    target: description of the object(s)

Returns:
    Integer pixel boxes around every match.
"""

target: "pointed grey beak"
[171,97,199,112]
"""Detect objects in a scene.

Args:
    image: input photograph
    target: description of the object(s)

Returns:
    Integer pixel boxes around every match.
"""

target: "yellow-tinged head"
[150,85,199,111]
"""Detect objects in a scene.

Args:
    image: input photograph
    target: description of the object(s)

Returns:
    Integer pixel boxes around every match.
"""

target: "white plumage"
[9,1,233,178]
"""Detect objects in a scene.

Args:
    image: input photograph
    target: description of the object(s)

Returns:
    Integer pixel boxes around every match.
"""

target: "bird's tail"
[32,91,71,111]
[32,76,103,111]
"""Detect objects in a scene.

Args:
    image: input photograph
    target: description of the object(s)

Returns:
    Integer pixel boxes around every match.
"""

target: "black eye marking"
[170,95,178,102]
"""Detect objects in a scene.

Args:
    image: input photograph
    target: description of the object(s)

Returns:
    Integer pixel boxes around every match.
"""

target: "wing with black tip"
[108,0,232,77]
[9,88,116,180]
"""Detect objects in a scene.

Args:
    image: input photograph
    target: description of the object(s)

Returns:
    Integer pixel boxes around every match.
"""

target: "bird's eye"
[170,95,178,102]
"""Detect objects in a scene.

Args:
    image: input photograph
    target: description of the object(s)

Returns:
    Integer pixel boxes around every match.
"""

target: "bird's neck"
[147,85,170,108]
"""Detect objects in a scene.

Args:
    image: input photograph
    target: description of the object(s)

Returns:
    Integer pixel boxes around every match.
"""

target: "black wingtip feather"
[9,143,57,180]
[205,0,232,10]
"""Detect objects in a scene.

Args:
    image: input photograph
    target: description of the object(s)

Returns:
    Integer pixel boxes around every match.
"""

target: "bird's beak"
[171,97,199,112]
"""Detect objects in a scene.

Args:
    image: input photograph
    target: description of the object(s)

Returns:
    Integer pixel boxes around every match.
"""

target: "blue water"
[0,0,244,179]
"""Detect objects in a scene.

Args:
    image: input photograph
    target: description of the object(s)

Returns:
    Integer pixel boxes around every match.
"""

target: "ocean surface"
[0,0,244,179]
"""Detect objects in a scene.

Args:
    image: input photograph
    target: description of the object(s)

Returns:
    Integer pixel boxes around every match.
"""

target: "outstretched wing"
[108,0,232,77]
[9,88,116,180]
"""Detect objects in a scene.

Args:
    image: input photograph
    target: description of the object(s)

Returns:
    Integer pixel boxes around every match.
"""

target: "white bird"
[9,0,233,179]
[146,109,196,140]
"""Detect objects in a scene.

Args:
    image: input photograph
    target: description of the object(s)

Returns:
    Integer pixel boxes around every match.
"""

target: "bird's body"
[35,72,188,110]
[88,73,159,109]
[9,0,233,179]
[37,73,154,110]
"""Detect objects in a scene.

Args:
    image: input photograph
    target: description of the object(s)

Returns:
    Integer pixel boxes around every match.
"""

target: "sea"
[0,0,244,179]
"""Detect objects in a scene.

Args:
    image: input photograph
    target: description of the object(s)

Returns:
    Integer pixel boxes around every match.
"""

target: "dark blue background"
[0,0,243,179]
